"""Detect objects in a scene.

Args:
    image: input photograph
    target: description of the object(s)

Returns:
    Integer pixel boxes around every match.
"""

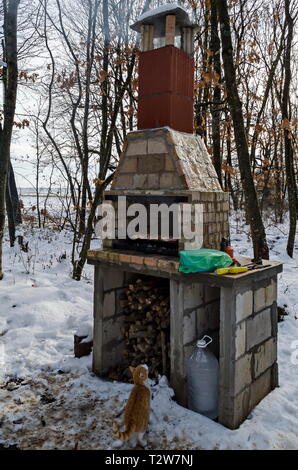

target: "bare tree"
[281,0,297,257]
[217,0,269,261]
[0,0,20,279]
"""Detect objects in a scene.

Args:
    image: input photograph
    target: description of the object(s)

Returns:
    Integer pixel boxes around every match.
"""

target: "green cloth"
[179,248,233,274]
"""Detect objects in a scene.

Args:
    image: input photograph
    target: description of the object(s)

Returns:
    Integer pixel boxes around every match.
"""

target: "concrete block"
[103,268,124,290]
[147,173,160,189]
[148,138,167,154]
[183,310,197,345]
[121,157,137,173]
[232,387,251,429]
[254,287,266,312]
[114,174,133,188]
[234,354,252,395]
[165,156,175,171]
[250,368,271,410]
[138,154,164,172]
[246,308,272,350]
[184,283,204,310]
[126,140,147,156]
[160,172,182,189]
[254,338,277,378]
[133,174,148,188]
[103,291,115,318]
[254,280,277,313]
[102,315,124,345]
[236,290,253,323]
[266,278,277,307]
[235,322,246,359]
[222,202,229,212]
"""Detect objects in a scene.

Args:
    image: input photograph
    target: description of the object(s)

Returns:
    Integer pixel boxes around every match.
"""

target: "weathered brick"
[234,354,252,395]
[144,257,158,268]
[254,337,277,378]
[236,290,253,323]
[130,255,144,265]
[126,140,147,156]
[107,252,120,263]
[138,154,164,173]
[183,310,197,345]
[235,322,246,359]
[119,254,131,264]
[148,138,167,154]
[157,259,172,271]
[121,157,137,173]
[246,308,272,350]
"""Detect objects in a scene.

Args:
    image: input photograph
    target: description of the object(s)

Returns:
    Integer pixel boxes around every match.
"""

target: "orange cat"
[113,364,151,447]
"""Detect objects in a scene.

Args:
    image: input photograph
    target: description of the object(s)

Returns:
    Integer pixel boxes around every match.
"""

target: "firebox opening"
[106,273,170,384]
[113,238,179,257]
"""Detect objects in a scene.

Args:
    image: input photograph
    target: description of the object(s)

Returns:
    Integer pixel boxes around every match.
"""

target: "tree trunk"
[0,0,20,279]
[217,0,269,261]
[8,161,22,225]
[210,0,222,188]
[6,161,22,247]
[282,0,297,258]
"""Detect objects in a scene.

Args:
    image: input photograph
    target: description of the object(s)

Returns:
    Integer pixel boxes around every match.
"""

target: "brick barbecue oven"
[87,4,283,429]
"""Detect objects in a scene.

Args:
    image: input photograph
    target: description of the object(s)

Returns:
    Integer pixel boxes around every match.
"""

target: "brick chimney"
[131,4,196,134]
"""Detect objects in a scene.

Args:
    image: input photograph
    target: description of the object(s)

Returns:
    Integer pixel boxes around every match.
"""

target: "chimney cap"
[131,3,196,35]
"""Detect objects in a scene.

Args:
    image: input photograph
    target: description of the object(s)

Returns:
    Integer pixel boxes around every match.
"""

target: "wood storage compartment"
[93,268,171,383]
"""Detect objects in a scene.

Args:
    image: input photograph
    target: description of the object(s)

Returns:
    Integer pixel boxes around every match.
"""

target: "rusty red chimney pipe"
[131,4,196,134]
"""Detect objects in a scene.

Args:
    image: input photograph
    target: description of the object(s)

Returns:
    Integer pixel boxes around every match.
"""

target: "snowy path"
[0,219,297,450]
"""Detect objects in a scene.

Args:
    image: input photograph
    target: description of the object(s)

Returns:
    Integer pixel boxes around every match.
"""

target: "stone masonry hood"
[111,127,222,192]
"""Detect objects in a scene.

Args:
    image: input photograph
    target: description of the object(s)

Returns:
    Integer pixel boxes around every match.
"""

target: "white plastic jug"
[187,335,219,419]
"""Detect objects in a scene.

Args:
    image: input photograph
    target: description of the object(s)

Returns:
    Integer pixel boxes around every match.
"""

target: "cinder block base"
[90,258,282,430]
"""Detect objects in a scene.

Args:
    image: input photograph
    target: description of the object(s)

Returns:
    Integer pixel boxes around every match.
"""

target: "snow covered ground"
[0,213,297,450]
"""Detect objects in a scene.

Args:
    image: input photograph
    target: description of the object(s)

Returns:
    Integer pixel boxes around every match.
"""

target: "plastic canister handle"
[197,335,213,348]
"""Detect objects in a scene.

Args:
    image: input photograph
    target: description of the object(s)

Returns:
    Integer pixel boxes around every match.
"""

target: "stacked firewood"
[109,278,171,382]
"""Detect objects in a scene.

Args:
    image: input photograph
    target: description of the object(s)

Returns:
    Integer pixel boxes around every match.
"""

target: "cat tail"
[112,421,136,441]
